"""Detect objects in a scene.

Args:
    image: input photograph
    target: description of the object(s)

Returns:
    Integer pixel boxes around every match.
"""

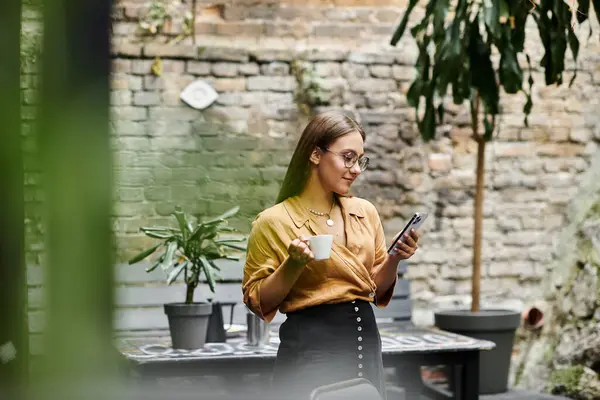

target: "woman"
[242,111,420,400]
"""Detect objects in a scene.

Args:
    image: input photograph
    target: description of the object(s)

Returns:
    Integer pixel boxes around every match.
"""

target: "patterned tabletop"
[118,323,495,364]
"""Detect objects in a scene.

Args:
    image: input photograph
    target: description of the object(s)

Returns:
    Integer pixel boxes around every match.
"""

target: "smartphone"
[387,212,429,255]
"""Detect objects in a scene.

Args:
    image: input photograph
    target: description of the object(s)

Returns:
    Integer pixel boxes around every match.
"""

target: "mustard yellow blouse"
[242,195,396,323]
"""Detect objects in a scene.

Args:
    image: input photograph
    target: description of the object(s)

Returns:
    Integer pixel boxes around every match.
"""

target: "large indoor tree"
[391,0,599,312]
[37,0,120,392]
[0,0,27,396]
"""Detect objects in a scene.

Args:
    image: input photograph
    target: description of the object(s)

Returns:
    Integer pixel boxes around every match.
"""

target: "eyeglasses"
[320,148,370,171]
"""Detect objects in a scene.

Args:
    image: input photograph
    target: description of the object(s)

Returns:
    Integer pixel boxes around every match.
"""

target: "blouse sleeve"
[242,214,288,323]
[370,204,396,308]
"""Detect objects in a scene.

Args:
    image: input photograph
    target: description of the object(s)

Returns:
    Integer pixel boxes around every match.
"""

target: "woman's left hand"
[390,229,419,260]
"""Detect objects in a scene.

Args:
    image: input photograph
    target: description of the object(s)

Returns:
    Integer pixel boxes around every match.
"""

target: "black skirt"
[270,300,386,400]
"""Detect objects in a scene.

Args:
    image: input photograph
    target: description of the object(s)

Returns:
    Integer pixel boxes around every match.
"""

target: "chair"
[386,385,407,400]
[310,378,384,400]
[372,261,412,324]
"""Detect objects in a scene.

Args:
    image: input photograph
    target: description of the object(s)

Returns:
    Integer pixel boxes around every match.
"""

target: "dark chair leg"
[461,351,479,400]
[450,363,462,399]
[393,359,424,400]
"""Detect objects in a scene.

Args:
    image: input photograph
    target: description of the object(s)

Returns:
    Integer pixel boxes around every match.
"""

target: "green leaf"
[409,0,437,40]
[523,94,533,126]
[203,230,218,241]
[576,0,590,23]
[172,206,189,239]
[483,116,494,141]
[468,20,499,115]
[522,54,535,127]
[483,0,501,41]
[161,241,178,272]
[568,28,580,88]
[215,237,247,243]
[140,226,175,231]
[220,243,247,251]
[434,33,461,97]
[167,260,187,285]
[208,260,221,271]
[452,67,469,104]
[592,0,600,26]
[199,256,216,293]
[510,1,529,53]
[145,254,164,273]
[419,79,437,141]
[141,230,173,239]
[499,45,523,94]
[531,8,555,85]
[202,206,240,225]
[437,103,445,124]
[432,0,449,41]
[128,243,162,265]
[189,224,207,241]
[390,0,419,46]
[406,79,423,108]
[189,219,224,241]
[498,0,509,24]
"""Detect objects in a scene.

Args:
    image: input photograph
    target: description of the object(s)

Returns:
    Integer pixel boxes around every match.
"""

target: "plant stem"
[471,92,484,313]
[185,283,196,304]
[191,0,197,44]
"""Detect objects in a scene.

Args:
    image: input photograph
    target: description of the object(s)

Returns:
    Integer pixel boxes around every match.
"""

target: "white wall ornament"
[179,80,218,110]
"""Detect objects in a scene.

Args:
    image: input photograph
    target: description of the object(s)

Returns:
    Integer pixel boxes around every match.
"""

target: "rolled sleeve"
[242,215,286,323]
[370,204,396,308]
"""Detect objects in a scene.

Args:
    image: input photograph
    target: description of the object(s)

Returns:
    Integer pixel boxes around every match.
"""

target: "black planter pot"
[434,309,521,395]
[164,302,212,350]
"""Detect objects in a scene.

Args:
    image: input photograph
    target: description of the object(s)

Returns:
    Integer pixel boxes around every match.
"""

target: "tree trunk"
[0,0,27,395]
[38,0,117,384]
[471,93,484,313]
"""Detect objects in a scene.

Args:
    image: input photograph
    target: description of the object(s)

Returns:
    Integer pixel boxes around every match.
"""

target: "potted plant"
[128,205,246,349]
[390,0,594,393]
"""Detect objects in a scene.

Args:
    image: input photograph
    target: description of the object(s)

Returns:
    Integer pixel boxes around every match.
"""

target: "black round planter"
[434,309,521,395]
[164,302,213,350]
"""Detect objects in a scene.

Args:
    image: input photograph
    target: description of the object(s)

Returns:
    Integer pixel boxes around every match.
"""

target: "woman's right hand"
[287,236,314,267]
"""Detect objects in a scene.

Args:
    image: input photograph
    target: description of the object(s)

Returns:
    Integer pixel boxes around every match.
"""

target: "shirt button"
[358,364,363,369]
[356,317,361,322]
[358,372,363,377]
[358,354,363,359]
[358,336,363,342]
[357,326,362,332]
[368,292,375,298]
[358,346,363,351]
[354,307,359,312]
[351,300,356,304]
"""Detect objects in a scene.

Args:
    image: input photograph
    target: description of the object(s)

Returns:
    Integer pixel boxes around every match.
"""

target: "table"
[118,323,495,400]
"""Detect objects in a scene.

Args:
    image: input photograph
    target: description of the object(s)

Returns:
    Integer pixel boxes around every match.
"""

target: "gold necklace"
[307,201,335,227]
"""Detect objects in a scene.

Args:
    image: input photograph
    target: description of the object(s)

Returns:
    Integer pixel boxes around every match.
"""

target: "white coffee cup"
[308,235,334,261]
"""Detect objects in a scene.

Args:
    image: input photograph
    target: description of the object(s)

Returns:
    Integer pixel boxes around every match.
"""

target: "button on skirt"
[269,300,386,400]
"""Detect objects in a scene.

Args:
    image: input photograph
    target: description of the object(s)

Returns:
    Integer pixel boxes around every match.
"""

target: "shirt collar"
[283,195,365,229]
[282,196,310,228]
[338,195,365,218]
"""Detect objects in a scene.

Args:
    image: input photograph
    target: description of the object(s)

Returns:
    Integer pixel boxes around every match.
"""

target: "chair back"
[310,378,383,400]
[372,261,413,324]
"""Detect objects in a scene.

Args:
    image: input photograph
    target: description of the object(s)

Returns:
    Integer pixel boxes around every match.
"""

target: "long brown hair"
[275,111,366,204]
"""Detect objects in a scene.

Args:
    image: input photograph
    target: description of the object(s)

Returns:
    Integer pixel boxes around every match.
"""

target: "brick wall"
[22,1,600,324]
